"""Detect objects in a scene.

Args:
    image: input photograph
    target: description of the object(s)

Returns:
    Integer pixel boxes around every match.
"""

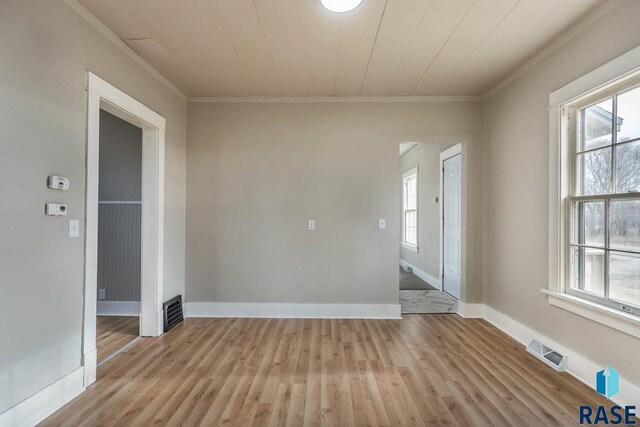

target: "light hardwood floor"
[43,315,624,426]
[96,316,139,363]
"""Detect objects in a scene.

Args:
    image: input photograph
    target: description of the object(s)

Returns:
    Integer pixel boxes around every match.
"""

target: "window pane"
[617,86,640,143]
[610,199,640,252]
[580,99,613,151]
[405,176,417,210]
[609,251,640,307]
[615,140,640,193]
[573,200,605,246]
[405,210,417,246]
[572,246,605,298]
[578,147,611,195]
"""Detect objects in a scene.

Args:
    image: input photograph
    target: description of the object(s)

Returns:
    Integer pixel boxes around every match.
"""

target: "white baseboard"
[184,302,402,319]
[0,367,84,427]
[97,301,140,316]
[83,349,97,387]
[399,259,441,289]
[456,301,485,318]
[483,305,640,407]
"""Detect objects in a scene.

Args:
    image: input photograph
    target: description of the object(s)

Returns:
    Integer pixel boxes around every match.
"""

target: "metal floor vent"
[163,295,184,332]
[526,339,568,371]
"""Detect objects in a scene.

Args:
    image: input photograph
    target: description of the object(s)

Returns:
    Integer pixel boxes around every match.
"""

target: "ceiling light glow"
[319,0,363,13]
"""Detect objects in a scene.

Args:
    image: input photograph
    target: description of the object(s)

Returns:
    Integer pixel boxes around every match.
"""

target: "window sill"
[401,243,418,253]
[541,289,640,340]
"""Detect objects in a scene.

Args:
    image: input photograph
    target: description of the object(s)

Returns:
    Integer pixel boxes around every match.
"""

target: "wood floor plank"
[40,315,635,427]
[96,315,139,363]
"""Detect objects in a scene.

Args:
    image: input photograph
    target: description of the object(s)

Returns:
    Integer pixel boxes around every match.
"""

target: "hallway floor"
[96,315,139,363]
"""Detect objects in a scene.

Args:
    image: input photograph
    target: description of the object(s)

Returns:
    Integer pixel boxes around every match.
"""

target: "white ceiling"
[399,142,417,157]
[79,0,607,97]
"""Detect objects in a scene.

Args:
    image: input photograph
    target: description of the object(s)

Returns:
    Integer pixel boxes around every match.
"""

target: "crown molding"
[187,95,482,103]
[483,0,624,100]
[64,0,187,101]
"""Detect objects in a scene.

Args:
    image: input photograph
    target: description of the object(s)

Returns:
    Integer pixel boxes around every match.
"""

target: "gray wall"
[485,0,640,385]
[97,110,142,302]
[99,110,142,202]
[98,204,141,302]
[186,101,484,305]
[399,143,453,280]
[0,0,186,413]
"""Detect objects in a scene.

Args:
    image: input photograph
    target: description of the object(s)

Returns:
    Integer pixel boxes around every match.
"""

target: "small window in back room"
[403,167,418,250]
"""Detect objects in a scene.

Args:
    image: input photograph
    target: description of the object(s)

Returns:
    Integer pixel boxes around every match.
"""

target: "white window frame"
[402,166,419,252]
[566,80,640,312]
[546,46,640,339]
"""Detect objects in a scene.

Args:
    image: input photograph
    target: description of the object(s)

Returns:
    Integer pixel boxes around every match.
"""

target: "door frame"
[439,143,462,298]
[82,72,166,386]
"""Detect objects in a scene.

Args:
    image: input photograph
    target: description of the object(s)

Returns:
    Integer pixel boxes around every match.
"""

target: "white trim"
[402,166,419,251]
[188,95,482,103]
[484,0,624,99]
[88,73,165,131]
[83,72,165,389]
[0,367,84,427]
[140,125,165,337]
[456,302,484,318]
[483,305,640,407]
[64,0,186,101]
[439,144,462,300]
[97,301,141,316]
[83,89,100,388]
[184,302,402,319]
[399,259,441,289]
[401,242,418,253]
[549,45,640,108]
[98,200,142,205]
[440,144,462,162]
[402,166,418,180]
[542,290,640,340]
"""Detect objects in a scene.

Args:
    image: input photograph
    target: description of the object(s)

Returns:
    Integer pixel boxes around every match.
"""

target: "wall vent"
[163,295,184,332]
[526,339,568,371]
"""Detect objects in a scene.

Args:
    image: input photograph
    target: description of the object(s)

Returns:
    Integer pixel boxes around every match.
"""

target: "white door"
[443,154,461,299]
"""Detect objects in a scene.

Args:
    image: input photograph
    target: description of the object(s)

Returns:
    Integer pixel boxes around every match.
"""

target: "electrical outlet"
[69,219,80,237]
[98,289,105,300]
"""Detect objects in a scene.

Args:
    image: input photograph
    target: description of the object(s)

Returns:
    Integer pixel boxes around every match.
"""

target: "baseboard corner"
[456,301,485,318]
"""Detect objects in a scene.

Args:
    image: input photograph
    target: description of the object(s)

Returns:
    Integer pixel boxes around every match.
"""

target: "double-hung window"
[566,77,640,316]
[402,167,418,252]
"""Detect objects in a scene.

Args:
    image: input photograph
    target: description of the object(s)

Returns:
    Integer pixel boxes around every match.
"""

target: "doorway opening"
[82,73,165,387]
[95,110,142,366]
[399,142,461,314]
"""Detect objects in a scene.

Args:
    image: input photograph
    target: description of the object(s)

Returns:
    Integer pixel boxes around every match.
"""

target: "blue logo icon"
[596,366,620,398]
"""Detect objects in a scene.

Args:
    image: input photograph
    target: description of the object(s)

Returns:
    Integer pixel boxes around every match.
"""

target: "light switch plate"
[69,219,80,237]
[379,219,386,229]
[98,289,105,300]
[308,219,315,231]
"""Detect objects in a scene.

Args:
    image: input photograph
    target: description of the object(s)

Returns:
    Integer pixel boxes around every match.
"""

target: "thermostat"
[48,176,69,190]
[45,203,67,216]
